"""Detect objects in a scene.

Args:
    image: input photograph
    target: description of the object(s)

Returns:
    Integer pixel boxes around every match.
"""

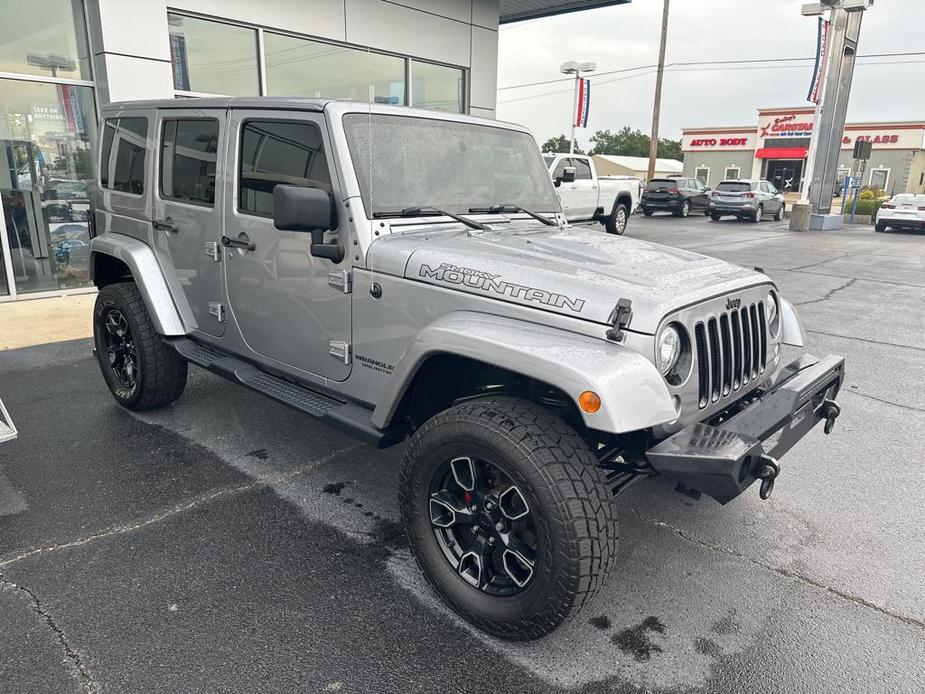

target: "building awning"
[500,0,631,24]
[755,147,808,159]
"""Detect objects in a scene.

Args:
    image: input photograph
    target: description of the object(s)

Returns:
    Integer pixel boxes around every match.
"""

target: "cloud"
[497,0,925,147]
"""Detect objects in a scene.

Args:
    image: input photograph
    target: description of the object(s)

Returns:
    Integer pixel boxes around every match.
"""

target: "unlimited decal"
[419,263,585,313]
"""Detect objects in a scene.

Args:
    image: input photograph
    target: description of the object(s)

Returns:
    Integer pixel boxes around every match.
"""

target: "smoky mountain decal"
[419,262,586,313]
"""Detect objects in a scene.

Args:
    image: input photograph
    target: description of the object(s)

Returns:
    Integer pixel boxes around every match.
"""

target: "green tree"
[586,127,682,161]
[541,134,583,155]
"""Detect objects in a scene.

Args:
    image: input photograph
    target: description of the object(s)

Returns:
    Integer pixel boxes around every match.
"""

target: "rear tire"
[399,397,619,640]
[752,205,763,223]
[642,209,653,217]
[93,282,187,411]
[710,213,721,222]
[875,221,887,232]
[605,203,629,235]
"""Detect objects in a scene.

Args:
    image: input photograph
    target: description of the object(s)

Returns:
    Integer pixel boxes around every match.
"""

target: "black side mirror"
[561,167,576,184]
[273,185,344,262]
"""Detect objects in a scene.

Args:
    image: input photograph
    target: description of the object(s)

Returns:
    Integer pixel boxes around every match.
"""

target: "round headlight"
[766,292,780,337]
[656,325,681,375]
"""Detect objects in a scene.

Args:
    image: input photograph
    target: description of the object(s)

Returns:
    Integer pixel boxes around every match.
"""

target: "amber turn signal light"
[579,391,601,414]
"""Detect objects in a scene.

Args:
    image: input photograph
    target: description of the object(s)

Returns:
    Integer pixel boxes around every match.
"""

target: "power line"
[496,50,925,91]
[496,58,924,104]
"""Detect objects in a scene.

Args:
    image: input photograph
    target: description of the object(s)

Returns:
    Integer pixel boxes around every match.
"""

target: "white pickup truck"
[544,154,641,235]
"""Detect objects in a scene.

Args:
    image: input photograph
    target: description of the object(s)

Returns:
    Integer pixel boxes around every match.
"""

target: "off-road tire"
[93,282,187,411]
[605,202,629,235]
[399,397,619,640]
[774,203,785,222]
[752,204,763,223]
[675,200,690,218]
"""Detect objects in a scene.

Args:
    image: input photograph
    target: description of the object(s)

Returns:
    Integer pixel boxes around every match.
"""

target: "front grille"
[695,301,767,408]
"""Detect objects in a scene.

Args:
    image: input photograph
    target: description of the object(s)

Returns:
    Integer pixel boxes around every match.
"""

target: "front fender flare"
[780,298,804,347]
[90,234,186,336]
[371,312,678,434]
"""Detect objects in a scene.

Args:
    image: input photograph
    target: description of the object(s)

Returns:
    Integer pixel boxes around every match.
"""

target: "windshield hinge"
[329,340,351,364]
[606,298,633,342]
[328,270,352,294]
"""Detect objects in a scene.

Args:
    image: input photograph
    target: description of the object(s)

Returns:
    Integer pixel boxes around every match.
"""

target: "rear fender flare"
[371,312,677,434]
[90,235,187,336]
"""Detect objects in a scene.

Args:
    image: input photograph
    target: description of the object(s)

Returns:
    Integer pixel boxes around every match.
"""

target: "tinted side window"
[100,117,148,195]
[160,119,220,206]
[572,158,592,180]
[238,120,331,217]
[551,158,568,179]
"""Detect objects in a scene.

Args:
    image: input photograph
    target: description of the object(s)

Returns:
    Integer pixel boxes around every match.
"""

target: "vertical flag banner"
[575,78,591,128]
[808,17,830,104]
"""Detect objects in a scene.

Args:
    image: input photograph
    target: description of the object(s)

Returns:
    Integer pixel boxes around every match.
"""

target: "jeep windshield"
[343,113,559,219]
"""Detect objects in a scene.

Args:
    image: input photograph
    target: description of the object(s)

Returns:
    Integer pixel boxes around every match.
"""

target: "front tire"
[93,282,187,411]
[399,397,618,640]
[605,203,629,235]
[774,203,785,222]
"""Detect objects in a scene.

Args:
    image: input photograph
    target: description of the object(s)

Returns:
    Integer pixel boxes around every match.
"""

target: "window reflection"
[264,33,405,105]
[0,0,91,80]
[0,78,96,294]
[411,61,464,113]
[167,14,259,95]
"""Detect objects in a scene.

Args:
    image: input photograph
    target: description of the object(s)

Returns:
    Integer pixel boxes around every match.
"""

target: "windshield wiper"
[373,207,489,231]
[468,204,557,227]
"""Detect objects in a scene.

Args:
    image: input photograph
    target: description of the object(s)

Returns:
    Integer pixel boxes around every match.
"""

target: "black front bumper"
[646,354,845,503]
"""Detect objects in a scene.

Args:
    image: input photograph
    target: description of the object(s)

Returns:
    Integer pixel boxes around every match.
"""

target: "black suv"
[641,177,711,218]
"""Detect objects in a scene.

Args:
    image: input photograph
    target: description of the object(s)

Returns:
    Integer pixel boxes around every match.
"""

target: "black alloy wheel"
[428,455,537,596]
[101,308,138,390]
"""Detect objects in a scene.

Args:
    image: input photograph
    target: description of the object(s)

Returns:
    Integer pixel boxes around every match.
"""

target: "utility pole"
[647,0,670,182]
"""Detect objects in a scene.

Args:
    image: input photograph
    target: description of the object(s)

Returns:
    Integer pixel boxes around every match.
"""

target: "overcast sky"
[496,0,925,149]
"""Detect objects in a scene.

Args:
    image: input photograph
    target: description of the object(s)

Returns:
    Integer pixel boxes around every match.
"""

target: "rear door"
[222,110,352,381]
[153,110,226,337]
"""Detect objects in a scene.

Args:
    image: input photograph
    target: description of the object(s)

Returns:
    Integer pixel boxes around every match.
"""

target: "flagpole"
[561,61,596,154]
[570,73,579,154]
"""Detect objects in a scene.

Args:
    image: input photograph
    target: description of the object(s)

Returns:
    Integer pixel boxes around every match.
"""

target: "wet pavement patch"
[695,637,722,657]
[588,615,611,631]
[711,610,739,636]
[611,616,667,662]
[370,518,407,553]
[323,482,346,496]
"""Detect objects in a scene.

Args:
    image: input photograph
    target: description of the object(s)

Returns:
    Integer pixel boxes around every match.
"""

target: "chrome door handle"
[153,217,178,233]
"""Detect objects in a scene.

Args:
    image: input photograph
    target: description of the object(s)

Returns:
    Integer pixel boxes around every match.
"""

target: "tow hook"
[819,399,841,435]
[754,455,780,500]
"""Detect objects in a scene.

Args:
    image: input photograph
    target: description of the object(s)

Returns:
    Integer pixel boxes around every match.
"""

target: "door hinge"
[328,270,352,294]
[203,241,221,262]
[329,340,351,365]
[208,302,225,323]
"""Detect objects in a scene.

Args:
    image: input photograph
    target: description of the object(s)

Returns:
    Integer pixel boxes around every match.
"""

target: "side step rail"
[167,338,405,449]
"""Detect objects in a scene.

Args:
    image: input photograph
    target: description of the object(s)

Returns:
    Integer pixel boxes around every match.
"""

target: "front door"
[222,111,352,382]
[568,157,599,217]
[152,110,226,337]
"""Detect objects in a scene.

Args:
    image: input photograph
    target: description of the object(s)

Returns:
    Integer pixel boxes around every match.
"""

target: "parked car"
[90,98,844,640]
[875,193,925,232]
[709,180,785,223]
[640,177,711,218]
[544,154,638,234]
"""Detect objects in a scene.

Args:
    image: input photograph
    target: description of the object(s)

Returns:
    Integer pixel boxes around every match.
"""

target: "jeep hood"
[368,224,770,334]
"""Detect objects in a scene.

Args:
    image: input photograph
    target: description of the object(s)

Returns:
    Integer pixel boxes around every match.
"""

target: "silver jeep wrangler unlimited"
[90,98,844,640]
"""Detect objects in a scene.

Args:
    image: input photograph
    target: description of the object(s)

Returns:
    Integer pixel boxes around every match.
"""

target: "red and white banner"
[807,17,830,104]
[575,78,590,128]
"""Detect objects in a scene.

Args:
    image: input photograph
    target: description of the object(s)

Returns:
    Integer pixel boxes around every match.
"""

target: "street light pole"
[647,0,670,182]
[561,60,596,154]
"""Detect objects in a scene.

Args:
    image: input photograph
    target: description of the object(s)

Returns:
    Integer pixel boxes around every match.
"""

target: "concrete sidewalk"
[0,293,96,351]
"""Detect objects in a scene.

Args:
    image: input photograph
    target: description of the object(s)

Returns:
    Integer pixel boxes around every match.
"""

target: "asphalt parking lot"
[1,214,923,694]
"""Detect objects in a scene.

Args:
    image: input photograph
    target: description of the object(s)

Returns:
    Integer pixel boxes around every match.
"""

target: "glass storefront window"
[0,78,96,295]
[167,14,259,96]
[0,0,91,80]
[411,61,464,113]
[264,33,405,105]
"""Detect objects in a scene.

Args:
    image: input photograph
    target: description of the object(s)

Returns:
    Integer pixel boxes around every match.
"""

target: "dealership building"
[0,0,631,303]
[681,106,925,195]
